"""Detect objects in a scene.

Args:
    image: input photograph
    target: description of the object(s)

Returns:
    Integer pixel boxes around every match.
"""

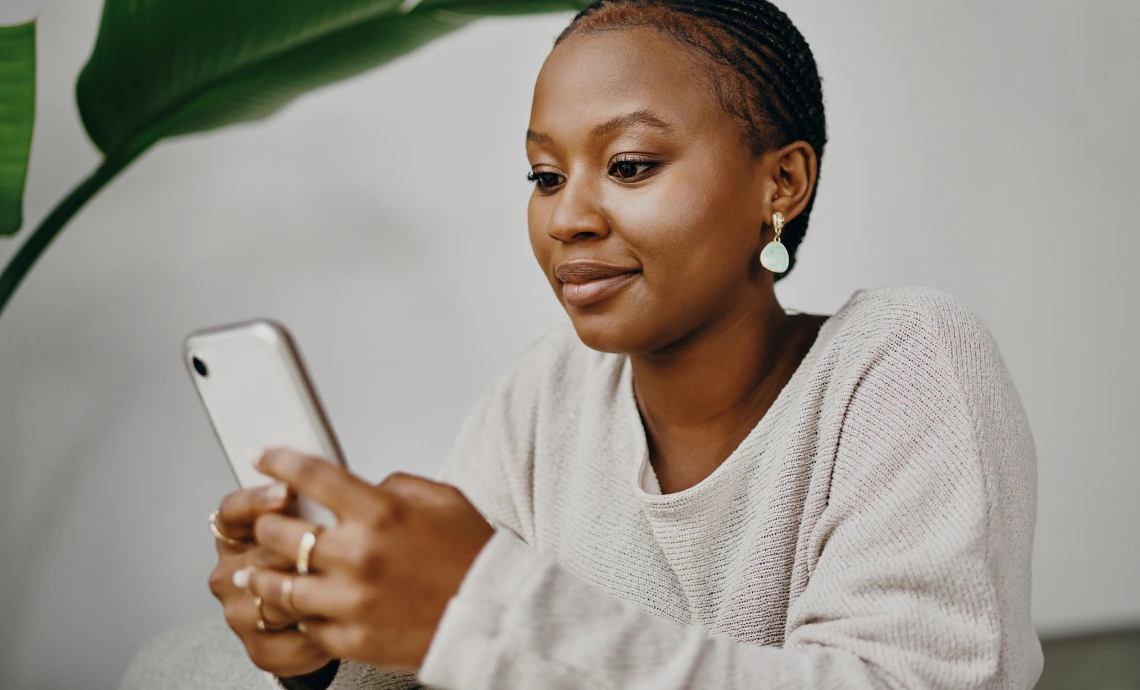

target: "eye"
[526,170,565,192]
[609,158,658,182]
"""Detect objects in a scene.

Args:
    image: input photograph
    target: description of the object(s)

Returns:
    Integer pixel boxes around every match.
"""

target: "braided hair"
[556,1,827,279]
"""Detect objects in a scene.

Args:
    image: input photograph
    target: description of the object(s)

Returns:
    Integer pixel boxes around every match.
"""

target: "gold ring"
[254,596,290,633]
[296,529,320,575]
[281,576,296,616]
[209,510,247,547]
[254,596,269,631]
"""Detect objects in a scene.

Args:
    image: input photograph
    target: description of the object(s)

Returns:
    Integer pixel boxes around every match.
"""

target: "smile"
[561,271,639,308]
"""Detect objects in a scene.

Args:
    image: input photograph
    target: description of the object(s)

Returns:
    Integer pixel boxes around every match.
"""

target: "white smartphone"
[184,319,345,528]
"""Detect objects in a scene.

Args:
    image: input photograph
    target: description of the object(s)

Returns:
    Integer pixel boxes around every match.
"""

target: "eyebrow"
[526,109,674,146]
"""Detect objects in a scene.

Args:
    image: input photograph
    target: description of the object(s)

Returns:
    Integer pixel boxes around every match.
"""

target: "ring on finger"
[254,596,290,633]
[280,575,297,616]
[296,528,322,575]
[209,510,249,547]
[254,596,269,631]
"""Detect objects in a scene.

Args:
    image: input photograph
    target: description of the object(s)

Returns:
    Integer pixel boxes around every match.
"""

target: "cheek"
[528,197,552,274]
[612,169,755,286]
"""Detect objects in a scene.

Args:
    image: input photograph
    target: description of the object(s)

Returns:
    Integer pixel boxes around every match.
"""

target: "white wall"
[0,1,1136,688]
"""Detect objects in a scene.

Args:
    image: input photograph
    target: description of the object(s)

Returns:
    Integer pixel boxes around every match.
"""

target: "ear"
[760,141,818,225]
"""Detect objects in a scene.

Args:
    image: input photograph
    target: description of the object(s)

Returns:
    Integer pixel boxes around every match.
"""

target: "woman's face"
[527,27,779,354]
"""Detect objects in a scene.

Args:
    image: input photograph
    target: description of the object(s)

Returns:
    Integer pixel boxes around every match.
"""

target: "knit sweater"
[120,285,1044,690]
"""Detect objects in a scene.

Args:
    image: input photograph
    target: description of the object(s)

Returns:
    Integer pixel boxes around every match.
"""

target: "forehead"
[530,27,730,139]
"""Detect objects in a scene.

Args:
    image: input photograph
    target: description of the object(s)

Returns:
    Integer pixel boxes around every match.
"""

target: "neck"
[629,295,796,452]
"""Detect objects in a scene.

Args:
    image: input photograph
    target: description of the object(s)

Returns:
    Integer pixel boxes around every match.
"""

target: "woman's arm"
[255,327,573,690]
[416,312,1043,690]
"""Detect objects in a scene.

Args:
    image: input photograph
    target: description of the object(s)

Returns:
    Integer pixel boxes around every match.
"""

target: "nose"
[546,175,610,244]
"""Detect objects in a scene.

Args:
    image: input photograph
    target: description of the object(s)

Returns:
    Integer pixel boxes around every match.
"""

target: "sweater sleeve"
[263,324,575,690]
[416,304,1041,689]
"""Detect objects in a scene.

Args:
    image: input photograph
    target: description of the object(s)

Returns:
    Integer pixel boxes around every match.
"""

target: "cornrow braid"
[555,0,827,280]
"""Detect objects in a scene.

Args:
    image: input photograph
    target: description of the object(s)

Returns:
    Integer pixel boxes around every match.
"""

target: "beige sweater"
[122,285,1044,689]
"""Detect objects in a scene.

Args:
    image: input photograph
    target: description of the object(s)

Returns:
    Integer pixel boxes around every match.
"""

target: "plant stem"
[0,157,129,319]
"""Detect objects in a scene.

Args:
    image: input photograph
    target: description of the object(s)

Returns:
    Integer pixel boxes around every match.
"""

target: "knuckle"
[208,566,229,600]
[344,585,372,615]
[363,543,388,576]
[342,541,374,572]
[377,472,409,490]
[341,535,386,576]
[294,455,324,484]
[367,494,400,527]
[222,602,246,631]
[217,491,239,517]
[252,546,290,570]
[218,488,252,520]
[347,626,371,656]
[245,639,274,672]
[252,513,279,544]
[261,601,291,625]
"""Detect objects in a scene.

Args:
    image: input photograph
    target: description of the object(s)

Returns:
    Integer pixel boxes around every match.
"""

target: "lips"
[554,260,641,308]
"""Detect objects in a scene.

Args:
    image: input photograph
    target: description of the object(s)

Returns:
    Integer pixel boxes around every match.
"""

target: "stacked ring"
[254,596,270,631]
[296,529,321,575]
[209,510,248,547]
[281,576,297,616]
[255,596,292,633]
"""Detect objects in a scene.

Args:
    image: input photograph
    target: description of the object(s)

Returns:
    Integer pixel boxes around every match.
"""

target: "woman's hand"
[208,483,335,677]
[234,449,495,671]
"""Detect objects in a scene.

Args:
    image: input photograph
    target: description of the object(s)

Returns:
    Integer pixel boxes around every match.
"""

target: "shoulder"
[837,285,994,350]
[824,286,1031,459]
[828,285,1009,389]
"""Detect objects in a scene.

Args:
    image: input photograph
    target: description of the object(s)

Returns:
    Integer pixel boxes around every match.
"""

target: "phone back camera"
[192,356,209,377]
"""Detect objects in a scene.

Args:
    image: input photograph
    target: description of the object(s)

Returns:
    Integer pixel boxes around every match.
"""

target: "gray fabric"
[117,618,424,690]
[118,618,273,690]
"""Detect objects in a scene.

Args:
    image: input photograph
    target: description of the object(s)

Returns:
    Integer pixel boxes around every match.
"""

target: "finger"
[245,567,358,620]
[254,513,345,573]
[376,472,453,505]
[248,545,297,573]
[217,483,292,541]
[261,601,294,628]
[256,449,376,519]
[296,619,360,662]
[230,567,297,626]
[211,546,296,604]
[226,602,331,677]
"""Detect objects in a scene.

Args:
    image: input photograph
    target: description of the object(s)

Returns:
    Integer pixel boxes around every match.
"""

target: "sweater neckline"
[625,288,865,501]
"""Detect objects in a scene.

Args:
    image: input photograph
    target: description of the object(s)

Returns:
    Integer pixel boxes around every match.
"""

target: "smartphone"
[184,319,345,528]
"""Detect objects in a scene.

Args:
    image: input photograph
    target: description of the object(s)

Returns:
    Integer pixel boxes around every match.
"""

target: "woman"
[122,1,1044,688]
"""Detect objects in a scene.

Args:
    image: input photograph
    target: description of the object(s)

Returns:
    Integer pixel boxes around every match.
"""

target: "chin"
[565,301,682,355]
[565,309,643,354]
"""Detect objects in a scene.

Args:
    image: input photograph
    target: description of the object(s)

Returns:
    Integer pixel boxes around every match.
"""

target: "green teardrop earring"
[760,211,790,274]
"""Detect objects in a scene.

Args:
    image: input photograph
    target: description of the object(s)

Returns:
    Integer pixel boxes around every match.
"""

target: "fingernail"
[266,482,288,504]
[297,621,308,633]
[232,567,252,589]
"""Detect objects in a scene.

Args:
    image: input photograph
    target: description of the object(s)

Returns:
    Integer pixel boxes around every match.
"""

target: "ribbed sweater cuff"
[417,529,541,687]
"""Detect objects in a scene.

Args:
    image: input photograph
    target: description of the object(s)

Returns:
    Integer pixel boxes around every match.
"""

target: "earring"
[760,211,790,274]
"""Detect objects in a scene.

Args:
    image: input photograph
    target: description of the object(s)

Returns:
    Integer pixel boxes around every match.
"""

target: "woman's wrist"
[277,659,341,690]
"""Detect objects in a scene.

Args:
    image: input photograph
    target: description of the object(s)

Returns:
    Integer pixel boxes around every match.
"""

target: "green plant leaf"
[0,21,36,237]
[76,0,592,163]
[2,0,592,318]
